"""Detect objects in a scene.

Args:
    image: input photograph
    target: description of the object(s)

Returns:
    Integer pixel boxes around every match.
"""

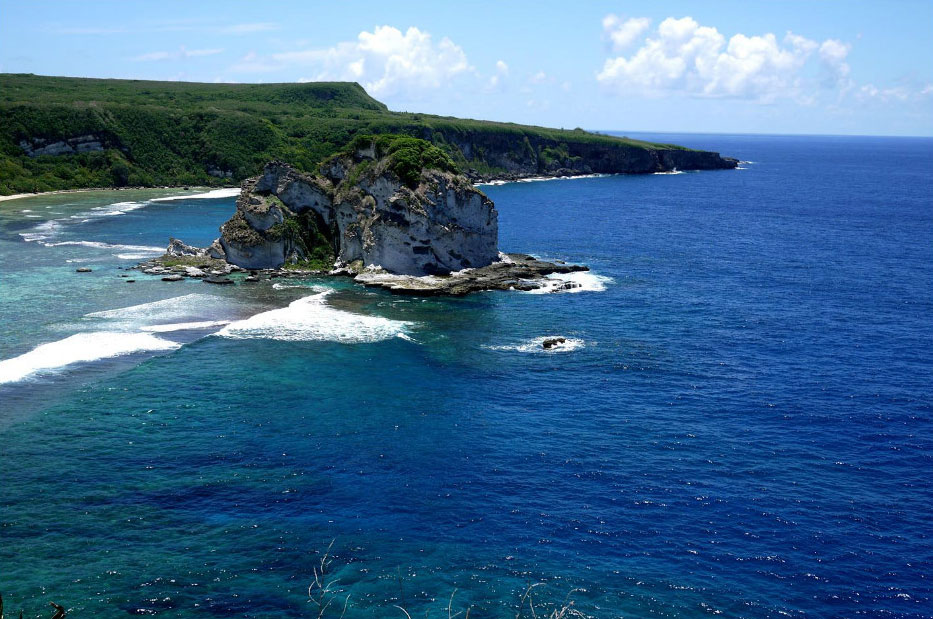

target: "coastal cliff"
[0,74,737,195]
[417,128,737,180]
[218,136,499,274]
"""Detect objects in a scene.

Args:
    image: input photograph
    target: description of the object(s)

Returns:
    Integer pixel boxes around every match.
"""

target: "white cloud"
[530,70,549,84]
[597,16,849,102]
[818,39,851,86]
[602,15,651,51]
[264,25,473,98]
[133,46,224,62]
[858,83,911,102]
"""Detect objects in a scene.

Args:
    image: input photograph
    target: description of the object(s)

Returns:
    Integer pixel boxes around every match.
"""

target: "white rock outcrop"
[217,144,499,274]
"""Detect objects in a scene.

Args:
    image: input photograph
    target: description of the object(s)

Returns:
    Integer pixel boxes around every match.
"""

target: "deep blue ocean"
[1,134,931,618]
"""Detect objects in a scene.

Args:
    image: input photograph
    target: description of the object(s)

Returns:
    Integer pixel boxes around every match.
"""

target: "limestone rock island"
[220,136,498,275]
[151,134,592,295]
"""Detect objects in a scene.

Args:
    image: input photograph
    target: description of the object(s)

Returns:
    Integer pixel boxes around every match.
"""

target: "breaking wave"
[484,336,585,354]
[524,271,614,294]
[151,188,240,202]
[0,332,180,384]
[141,320,232,333]
[217,290,413,344]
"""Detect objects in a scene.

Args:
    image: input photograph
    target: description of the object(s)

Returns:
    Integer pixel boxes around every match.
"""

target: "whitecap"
[89,201,146,216]
[485,336,585,354]
[151,188,240,202]
[46,240,163,253]
[86,294,229,323]
[217,290,412,344]
[20,220,61,243]
[524,271,614,294]
[0,332,180,384]
[654,169,684,175]
[115,253,156,260]
[474,174,608,187]
[141,320,231,333]
[271,282,330,291]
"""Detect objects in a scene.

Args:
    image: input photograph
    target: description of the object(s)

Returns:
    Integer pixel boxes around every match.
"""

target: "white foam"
[271,282,330,291]
[20,219,61,243]
[86,294,226,322]
[45,240,164,253]
[485,336,585,354]
[217,290,412,344]
[87,201,147,217]
[0,332,180,384]
[474,174,608,187]
[524,271,614,294]
[141,320,231,333]
[151,188,240,202]
[654,169,684,175]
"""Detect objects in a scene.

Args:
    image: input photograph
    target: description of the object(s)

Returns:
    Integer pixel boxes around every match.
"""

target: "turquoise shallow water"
[1,135,932,617]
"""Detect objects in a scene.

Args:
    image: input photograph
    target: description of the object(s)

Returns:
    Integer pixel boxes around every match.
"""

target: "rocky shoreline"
[133,135,736,296]
[135,249,590,296]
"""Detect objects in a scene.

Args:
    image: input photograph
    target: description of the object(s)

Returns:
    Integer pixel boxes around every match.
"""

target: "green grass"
[0,73,692,195]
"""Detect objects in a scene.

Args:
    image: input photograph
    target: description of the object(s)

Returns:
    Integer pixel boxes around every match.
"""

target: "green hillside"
[0,73,692,195]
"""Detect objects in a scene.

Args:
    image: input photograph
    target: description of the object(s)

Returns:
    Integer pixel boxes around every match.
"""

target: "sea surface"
[1,134,931,618]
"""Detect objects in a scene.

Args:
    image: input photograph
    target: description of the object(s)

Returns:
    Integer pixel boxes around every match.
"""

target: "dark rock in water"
[75,267,92,272]
[120,274,129,277]
[244,276,260,282]
[542,337,567,350]
[554,280,581,291]
[203,276,234,285]
[125,279,135,283]
[162,274,183,281]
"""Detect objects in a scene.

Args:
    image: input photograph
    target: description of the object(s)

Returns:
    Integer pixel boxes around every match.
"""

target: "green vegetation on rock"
[344,133,458,188]
[0,73,708,196]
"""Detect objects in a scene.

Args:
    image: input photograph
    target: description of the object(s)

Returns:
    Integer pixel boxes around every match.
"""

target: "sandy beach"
[0,185,237,203]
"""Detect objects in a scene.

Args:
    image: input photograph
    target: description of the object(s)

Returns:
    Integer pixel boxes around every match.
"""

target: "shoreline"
[0,184,238,203]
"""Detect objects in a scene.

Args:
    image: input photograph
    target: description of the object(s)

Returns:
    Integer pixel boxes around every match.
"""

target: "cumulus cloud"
[602,15,651,51]
[818,39,851,86]
[597,16,850,102]
[265,25,473,98]
[133,46,224,62]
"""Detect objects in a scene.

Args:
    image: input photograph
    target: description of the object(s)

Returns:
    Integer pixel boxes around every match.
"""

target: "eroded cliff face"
[415,129,738,179]
[218,144,499,274]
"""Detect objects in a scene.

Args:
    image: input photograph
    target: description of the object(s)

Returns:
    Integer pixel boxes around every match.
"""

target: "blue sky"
[2,1,931,136]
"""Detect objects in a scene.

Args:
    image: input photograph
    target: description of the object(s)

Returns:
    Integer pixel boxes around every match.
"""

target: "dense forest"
[0,73,694,195]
